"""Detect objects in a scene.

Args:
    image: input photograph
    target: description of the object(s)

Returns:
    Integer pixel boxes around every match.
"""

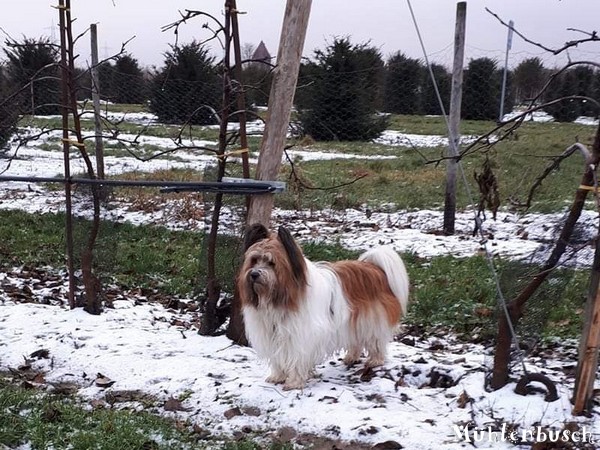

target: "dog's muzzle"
[249,269,261,282]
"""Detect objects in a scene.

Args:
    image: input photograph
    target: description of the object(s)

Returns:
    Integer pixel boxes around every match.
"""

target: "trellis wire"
[406,0,529,377]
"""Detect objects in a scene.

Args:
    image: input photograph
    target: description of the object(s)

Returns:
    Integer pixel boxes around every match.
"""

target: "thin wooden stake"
[58,0,76,309]
[90,23,105,180]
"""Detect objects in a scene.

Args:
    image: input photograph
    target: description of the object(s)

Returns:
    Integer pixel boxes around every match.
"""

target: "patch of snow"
[374,131,483,148]
[502,109,599,127]
[0,297,597,449]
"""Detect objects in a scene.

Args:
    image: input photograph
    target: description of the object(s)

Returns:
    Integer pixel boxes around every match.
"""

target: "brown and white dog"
[238,224,409,390]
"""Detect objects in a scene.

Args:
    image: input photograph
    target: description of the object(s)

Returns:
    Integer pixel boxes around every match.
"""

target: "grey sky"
[1,0,599,70]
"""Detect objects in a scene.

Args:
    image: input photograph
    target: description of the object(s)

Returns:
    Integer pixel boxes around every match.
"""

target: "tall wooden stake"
[498,20,514,123]
[443,1,466,235]
[246,0,312,227]
[573,230,600,414]
[230,0,250,187]
[226,0,251,345]
[58,0,76,309]
[90,23,105,180]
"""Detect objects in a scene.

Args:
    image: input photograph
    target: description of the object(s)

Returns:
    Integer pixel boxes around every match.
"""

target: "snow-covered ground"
[0,292,596,449]
[1,117,599,448]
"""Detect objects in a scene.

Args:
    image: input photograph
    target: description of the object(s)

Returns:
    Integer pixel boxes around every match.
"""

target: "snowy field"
[0,294,595,449]
[0,115,599,449]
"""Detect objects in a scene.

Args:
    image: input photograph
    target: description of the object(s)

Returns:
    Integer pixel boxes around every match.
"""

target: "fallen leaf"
[457,390,473,408]
[164,397,190,412]
[32,372,46,384]
[241,406,261,416]
[95,373,115,388]
[224,407,242,419]
[90,399,106,409]
[318,395,339,404]
[30,349,50,359]
[372,440,403,449]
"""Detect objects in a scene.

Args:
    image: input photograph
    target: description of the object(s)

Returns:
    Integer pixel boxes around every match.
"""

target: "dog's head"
[238,224,307,310]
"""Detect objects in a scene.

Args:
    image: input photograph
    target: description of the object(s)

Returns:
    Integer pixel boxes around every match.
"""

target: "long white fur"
[243,246,409,389]
[359,246,409,315]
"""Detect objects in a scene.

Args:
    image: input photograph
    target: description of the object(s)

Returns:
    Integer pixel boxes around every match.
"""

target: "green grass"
[0,209,588,339]
[78,102,149,114]
[0,384,192,449]
[276,119,597,212]
[386,113,498,135]
[18,110,598,213]
[0,380,292,450]
[0,209,218,295]
[405,254,588,340]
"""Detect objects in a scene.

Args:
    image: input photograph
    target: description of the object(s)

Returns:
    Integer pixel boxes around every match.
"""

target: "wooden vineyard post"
[443,1,466,235]
[246,0,312,227]
[573,237,600,414]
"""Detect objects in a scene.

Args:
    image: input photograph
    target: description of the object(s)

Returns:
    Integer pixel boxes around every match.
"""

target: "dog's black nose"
[250,269,260,281]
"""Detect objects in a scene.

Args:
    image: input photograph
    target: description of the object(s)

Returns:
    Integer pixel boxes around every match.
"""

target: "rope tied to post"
[214,148,249,159]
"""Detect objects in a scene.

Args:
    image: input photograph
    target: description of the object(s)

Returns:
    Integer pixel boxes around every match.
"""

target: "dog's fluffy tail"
[359,247,409,315]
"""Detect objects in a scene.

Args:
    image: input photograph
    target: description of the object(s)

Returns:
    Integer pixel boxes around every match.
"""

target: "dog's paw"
[266,373,286,384]
[365,356,385,368]
[343,355,361,367]
[343,349,362,367]
[282,379,305,391]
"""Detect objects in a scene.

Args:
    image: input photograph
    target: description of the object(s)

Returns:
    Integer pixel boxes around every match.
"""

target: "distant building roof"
[252,41,271,63]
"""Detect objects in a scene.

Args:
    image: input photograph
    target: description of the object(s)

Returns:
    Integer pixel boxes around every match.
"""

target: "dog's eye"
[268,261,275,267]
[250,256,258,265]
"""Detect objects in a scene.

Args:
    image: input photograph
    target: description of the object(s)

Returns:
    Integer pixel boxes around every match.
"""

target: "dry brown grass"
[109,169,206,222]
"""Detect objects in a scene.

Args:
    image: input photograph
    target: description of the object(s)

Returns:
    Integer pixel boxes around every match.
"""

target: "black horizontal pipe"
[0,175,277,195]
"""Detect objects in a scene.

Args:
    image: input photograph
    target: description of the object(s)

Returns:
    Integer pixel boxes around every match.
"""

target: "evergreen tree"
[383,52,423,115]
[513,57,546,104]
[591,70,600,119]
[462,57,513,121]
[242,62,272,108]
[149,41,221,125]
[73,67,92,102]
[295,61,321,111]
[97,61,115,102]
[297,37,388,141]
[113,54,147,104]
[0,63,18,151]
[422,63,451,115]
[573,65,597,117]
[544,69,581,122]
[3,37,60,115]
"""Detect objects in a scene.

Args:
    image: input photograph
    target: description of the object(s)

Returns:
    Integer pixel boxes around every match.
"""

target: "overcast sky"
[1,0,599,70]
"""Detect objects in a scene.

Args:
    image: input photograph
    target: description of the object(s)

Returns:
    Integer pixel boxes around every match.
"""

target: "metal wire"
[406,0,528,376]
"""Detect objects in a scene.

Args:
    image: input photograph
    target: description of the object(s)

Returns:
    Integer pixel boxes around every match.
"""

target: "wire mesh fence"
[1,3,599,390]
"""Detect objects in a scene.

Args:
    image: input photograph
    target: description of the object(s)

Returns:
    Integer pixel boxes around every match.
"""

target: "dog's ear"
[243,223,269,251]
[277,226,306,285]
